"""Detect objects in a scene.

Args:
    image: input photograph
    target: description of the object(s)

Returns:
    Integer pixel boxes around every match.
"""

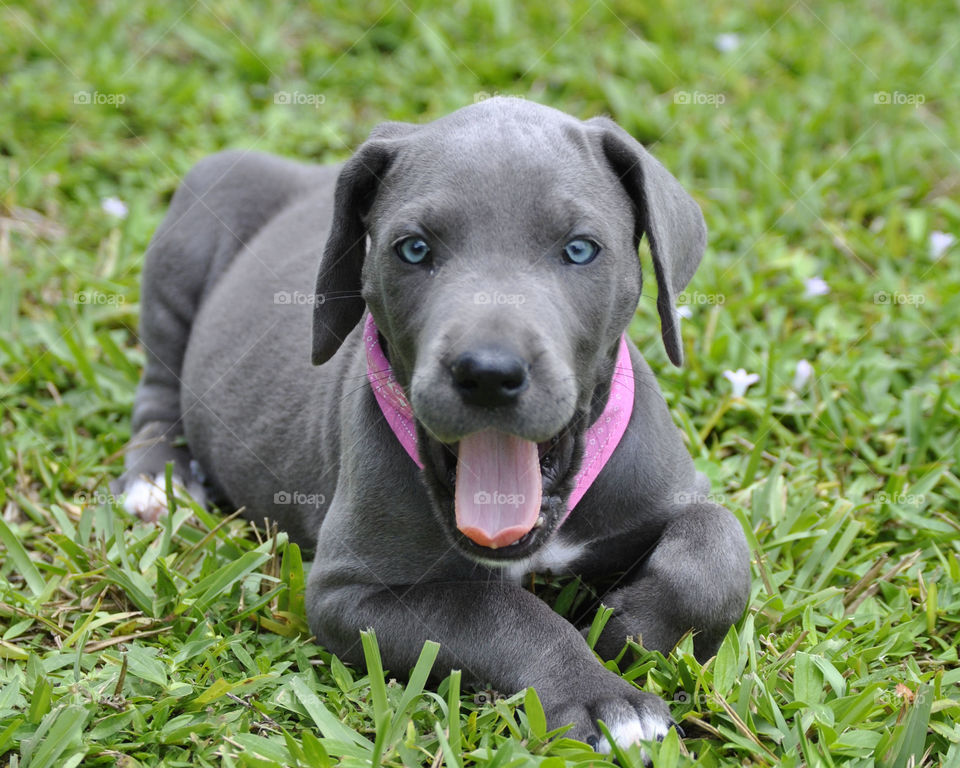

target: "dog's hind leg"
[114,150,316,519]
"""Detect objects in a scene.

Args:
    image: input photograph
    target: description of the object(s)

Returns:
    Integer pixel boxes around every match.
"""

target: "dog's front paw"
[594,702,673,755]
[546,679,675,759]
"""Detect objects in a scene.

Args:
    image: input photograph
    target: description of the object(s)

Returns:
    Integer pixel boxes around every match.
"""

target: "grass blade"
[0,516,45,595]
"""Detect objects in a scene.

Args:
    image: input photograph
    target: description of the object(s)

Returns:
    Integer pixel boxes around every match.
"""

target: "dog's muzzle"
[421,423,582,557]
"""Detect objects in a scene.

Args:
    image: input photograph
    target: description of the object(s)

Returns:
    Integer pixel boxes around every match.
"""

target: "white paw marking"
[122,473,206,522]
[596,711,671,754]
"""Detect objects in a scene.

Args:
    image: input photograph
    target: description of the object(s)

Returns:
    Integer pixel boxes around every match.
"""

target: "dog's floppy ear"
[311,122,417,365]
[588,117,707,366]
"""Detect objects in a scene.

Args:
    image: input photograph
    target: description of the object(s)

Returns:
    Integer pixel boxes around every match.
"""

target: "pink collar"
[363,314,634,523]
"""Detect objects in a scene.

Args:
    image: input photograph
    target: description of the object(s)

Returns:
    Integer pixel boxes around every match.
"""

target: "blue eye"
[395,236,431,264]
[563,238,600,264]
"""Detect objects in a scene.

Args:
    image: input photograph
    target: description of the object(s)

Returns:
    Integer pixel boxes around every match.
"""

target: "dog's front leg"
[594,500,751,663]
[308,578,675,750]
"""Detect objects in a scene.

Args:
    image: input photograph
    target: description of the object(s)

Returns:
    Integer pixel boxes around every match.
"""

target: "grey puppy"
[117,98,750,752]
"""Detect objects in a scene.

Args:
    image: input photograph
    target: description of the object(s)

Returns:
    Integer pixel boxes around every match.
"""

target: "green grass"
[1,0,959,765]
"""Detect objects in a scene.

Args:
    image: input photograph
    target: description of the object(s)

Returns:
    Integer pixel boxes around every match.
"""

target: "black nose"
[450,345,529,407]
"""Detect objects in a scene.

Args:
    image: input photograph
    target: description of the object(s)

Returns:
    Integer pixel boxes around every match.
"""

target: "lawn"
[1,0,958,765]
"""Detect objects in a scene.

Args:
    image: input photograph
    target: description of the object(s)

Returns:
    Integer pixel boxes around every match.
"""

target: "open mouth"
[420,419,582,560]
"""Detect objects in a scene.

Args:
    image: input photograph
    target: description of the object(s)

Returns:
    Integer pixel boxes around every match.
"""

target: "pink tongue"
[454,430,542,548]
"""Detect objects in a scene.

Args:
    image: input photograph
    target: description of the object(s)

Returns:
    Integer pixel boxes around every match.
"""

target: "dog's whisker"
[312,292,365,300]
[335,379,385,405]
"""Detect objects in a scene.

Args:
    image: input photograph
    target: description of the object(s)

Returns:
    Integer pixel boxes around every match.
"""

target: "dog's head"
[311,98,705,563]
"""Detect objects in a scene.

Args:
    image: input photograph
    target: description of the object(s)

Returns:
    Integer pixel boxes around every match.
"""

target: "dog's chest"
[495,537,588,582]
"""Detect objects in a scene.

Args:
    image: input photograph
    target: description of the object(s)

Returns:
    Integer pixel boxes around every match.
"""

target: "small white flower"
[101,196,128,219]
[676,305,693,320]
[929,231,955,260]
[714,33,741,52]
[804,276,830,297]
[792,359,814,390]
[723,368,759,398]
